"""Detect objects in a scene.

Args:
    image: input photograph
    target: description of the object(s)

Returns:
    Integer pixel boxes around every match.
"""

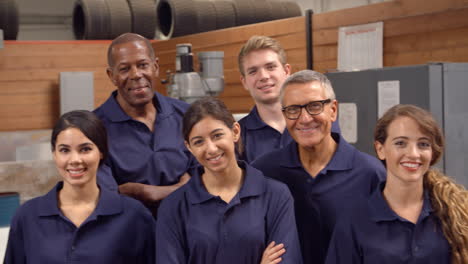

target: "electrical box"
[59,72,94,115]
[0,29,4,49]
[327,63,468,187]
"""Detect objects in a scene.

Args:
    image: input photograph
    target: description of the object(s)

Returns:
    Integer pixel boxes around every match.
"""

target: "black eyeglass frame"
[282,99,332,120]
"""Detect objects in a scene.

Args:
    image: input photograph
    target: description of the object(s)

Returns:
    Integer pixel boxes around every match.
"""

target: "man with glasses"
[252,70,385,264]
[237,36,339,163]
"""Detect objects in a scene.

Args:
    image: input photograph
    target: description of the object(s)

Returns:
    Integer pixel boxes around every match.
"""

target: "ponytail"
[424,169,468,264]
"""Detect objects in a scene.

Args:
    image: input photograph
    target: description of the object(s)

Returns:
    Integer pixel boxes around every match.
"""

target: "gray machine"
[0,29,3,49]
[326,63,468,187]
[164,43,224,103]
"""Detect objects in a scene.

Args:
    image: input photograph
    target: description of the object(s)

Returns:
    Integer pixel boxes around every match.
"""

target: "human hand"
[118,182,141,196]
[260,241,285,264]
[177,173,191,186]
[118,182,148,202]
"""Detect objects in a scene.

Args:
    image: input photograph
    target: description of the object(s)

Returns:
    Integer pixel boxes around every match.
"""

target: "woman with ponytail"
[325,104,467,264]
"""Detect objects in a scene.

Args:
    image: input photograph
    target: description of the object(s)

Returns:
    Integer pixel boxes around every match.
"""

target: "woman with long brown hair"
[325,104,467,264]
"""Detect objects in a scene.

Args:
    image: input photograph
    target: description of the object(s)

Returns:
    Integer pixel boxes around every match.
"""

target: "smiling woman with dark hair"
[325,104,468,264]
[156,97,303,264]
[4,110,156,264]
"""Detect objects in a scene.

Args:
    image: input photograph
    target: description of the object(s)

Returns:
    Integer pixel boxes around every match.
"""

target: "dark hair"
[107,33,155,67]
[374,104,468,264]
[182,97,242,154]
[51,110,108,163]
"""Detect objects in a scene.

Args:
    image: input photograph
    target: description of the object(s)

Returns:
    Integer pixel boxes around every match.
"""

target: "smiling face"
[240,49,291,105]
[375,116,433,185]
[282,81,337,149]
[185,116,240,174]
[53,128,102,188]
[107,40,159,110]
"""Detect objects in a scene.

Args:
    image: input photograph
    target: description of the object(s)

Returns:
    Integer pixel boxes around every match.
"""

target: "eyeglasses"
[282,99,331,120]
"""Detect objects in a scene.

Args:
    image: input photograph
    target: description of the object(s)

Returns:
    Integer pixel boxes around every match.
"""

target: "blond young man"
[237,36,293,163]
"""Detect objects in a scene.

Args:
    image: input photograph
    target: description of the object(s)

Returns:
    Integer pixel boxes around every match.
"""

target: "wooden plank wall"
[1,0,468,131]
[311,0,468,72]
[0,41,115,131]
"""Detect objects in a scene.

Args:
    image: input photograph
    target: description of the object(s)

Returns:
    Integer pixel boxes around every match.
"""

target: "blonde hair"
[238,35,287,76]
[374,104,468,264]
[424,169,468,264]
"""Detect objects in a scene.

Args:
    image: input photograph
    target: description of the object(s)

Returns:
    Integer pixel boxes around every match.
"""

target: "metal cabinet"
[327,63,468,187]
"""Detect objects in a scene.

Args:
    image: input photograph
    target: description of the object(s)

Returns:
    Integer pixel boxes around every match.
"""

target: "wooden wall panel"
[312,0,468,30]
[311,0,468,73]
[2,0,468,131]
[0,41,112,131]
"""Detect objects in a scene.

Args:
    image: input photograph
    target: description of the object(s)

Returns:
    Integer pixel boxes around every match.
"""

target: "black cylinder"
[73,0,111,40]
[179,54,194,73]
[0,0,19,40]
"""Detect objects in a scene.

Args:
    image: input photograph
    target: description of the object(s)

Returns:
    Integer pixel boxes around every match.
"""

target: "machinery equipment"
[163,43,224,103]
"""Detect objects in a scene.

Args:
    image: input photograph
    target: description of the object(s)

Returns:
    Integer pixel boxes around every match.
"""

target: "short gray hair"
[280,70,336,104]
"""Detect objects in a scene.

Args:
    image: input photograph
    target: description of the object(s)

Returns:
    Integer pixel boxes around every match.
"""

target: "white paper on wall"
[338,102,358,143]
[338,21,383,71]
[378,80,400,118]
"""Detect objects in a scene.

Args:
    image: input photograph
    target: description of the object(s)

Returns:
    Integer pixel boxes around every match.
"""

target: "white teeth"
[402,163,419,168]
[298,127,315,131]
[207,154,222,161]
[297,123,319,131]
[68,169,85,174]
[258,84,274,90]
[130,86,147,91]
